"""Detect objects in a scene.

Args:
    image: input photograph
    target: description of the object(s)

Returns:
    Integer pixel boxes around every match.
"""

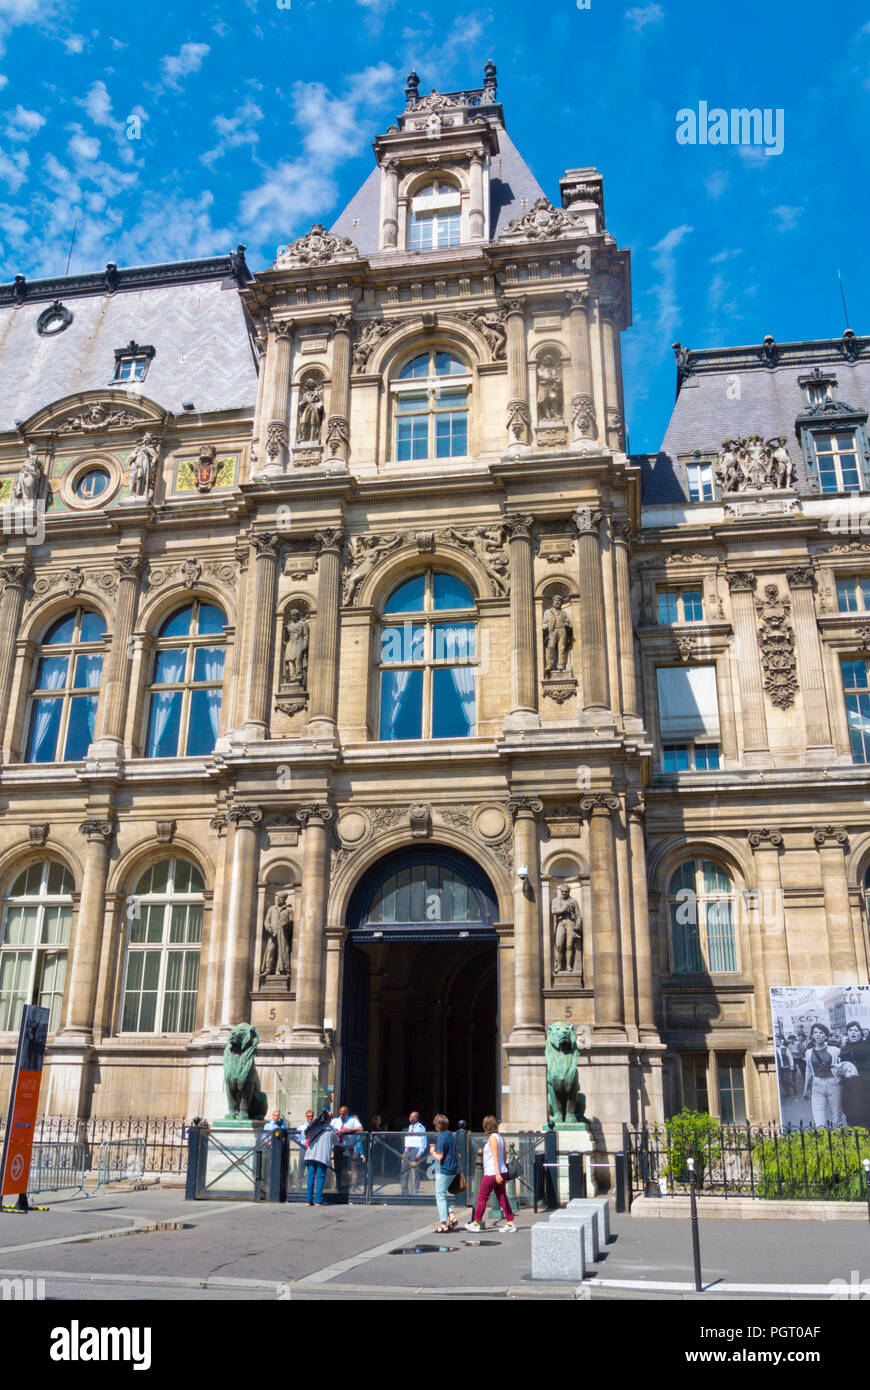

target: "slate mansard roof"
[0,252,258,433]
[641,333,870,505]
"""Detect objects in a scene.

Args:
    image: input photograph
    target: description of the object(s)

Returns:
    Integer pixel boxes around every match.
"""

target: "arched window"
[349,847,498,939]
[408,180,461,251]
[379,569,477,740]
[0,861,73,1032]
[121,858,204,1033]
[668,859,737,974]
[25,609,106,763]
[145,601,226,758]
[393,350,470,461]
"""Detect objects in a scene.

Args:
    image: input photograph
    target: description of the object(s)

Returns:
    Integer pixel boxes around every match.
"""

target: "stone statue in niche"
[551,883,582,975]
[260,891,293,980]
[543,593,572,675]
[296,374,324,444]
[282,607,310,688]
[12,444,46,505]
[128,432,159,499]
[536,349,564,422]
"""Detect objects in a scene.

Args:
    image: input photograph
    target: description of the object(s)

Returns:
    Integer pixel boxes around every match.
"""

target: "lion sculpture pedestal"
[544,1020,597,1203]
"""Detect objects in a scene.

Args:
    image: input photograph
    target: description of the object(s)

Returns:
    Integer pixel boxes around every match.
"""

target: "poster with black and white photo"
[770,985,870,1129]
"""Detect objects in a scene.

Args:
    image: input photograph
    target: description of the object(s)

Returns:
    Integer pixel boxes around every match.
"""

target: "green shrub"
[751,1127,870,1200]
[660,1109,723,1187]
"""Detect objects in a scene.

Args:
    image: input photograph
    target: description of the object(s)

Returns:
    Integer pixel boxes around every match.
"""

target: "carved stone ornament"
[180,557,202,589]
[715,436,796,493]
[265,419,288,462]
[0,562,31,592]
[114,555,146,583]
[196,445,219,493]
[675,631,704,662]
[352,318,392,374]
[343,533,403,606]
[755,584,798,709]
[79,817,115,841]
[573,506,602,536]
[251,532,280,561]
[579,793,620,815]
[128,432,160,499]
[571,393,597,440]
[227,805,263,828]
[746,827,784,849]
[786,566,816,590]
[507,795,544,819]
[274,225,359,269]
[315,527,345,556]
[28,824,49,846]
[296,373,325,445]
[409,803,431,837]
[63,566,85,596]
[499,196,583,241]
[541,677,577,704]
[536,348,564,423]
[58,402,145,433]
[155,819,176,843]
[297,804,334,827]
[456,307,507,360]
[813,825,848,848]
[210,813,228,835]
[858,622,870,653]
[11,444,47,505]
[438,524,509,596]
[325,414,348,457]
[726,570,757,594]
[507,397,531,442]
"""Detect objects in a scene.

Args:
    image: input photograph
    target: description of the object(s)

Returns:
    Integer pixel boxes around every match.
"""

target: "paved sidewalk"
[0,1189,868,1299]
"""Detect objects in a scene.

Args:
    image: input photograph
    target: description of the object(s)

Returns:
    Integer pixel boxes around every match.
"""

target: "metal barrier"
[95,1139,148,1191]
[26,1142,88,1198]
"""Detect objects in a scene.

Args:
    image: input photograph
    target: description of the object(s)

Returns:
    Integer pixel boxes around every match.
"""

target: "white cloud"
[160,41,210,91]
[63,34,85,53]
[4,104,45,141]
[709,248,741,264]
[0,146,28,191]
[625,4,664,33]
[0,74,7,89]
[83,80,114,127]
[773,204,803,231]
[202,99,263,166]
[650,223,693,333]
[67,127,101,162]
[705,170,728,200]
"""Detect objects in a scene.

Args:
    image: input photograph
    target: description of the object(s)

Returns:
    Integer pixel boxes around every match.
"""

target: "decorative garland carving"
[755,583,798,709]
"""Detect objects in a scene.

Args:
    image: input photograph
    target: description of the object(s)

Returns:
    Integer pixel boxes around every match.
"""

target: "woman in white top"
[465,1114,516,1233]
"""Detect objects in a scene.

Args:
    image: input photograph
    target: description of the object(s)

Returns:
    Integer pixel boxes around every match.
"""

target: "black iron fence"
[0,1115,187,1176]
[624,1120,870,1204]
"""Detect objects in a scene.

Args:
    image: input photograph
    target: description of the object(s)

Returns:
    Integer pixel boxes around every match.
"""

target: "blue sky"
[0,0,867,451]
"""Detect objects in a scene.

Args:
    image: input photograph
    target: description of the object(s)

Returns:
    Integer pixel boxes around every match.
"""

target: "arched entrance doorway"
[340,846,499,1127]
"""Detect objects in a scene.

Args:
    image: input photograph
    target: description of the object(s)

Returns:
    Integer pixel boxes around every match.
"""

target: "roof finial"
[483,59,497,104]
[405,70,420,109]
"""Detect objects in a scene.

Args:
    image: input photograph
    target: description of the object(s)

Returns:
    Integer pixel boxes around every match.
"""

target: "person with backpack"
[465,1114,516,1233]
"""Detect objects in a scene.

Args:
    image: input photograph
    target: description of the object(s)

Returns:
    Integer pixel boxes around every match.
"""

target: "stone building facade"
[0,65,868,1149]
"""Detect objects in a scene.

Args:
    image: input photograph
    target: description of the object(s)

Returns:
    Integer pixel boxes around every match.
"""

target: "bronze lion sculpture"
[545,1020,586,1124]
[223,1022,268,1120]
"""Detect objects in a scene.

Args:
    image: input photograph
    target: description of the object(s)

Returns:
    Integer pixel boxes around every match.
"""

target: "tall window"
[656,665,720,772]
[658,588,703,623]
[393,351,469,461]
[408,181,461,251]
[687,463,714,502]
[836,577,870,613]
[678,1052,746,1122]
[0,861,73,1032]
[842,658,870,763]
[668,859,737,973]
[814,432,861,493]
[145,601,226,758]
[121,858,204,1033]
[25,609,105,763]
[378,570,477,740]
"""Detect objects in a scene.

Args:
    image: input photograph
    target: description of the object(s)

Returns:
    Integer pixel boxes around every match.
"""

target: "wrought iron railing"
[624,1120,870,1203]
[0,1115,187,1176]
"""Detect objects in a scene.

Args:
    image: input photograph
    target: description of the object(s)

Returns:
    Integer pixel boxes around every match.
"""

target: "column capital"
[746,826,783,849]
[567,288,590,311]
[330,312,353,336]
[612,520,633,549]
[315,527,345,557]
[227,804,263,828]
[786,565,816,590]
[507,795,543,821]
[573,506,603,536]
[727,570,757,594]
[114,554,146,583]
[78,817,115,843]
[297,803,334,827]
[251,531,281,561]
[271,319,294,344]
[580,793,620,816]
[0,560,32,592]
[504,513,534,541]
[813,824,849,849]
[504,295,527,317]
[626,790,646,820]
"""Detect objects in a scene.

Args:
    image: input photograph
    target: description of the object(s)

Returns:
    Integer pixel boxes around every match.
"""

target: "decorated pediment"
[273,225,360,270]
[21,389,168,439]
[498,197,583,242]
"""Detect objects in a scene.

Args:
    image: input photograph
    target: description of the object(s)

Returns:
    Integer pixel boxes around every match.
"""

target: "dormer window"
[113,341,155,384]
[409,182,461,251]
[799,371,837,409]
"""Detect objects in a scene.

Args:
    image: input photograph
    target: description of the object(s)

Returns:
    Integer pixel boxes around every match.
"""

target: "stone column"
[574,507,609,711]
[93,554,144,755]
[326,314,352,464]
[747,828,787,1040]
[727,572,769,759]
[0,560,30,759]
[598,298,625,451]
[220,805,263,1027]
[786,566,834,754]
[305,528,344,739]
[582,794,624,1033]
[62,817,115,1038]
[568,289,597,446]
[504,296,530,446]
[261,321,292,473]
[504,513,539,728]
[293,804,333,1044]
[814,827,858,981]
[507,797,544,1038]
[382,159,399,249]
[627,793,657,1038]
[243,531,280,738]
[613,522,639,717]
[468,151,485,241]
